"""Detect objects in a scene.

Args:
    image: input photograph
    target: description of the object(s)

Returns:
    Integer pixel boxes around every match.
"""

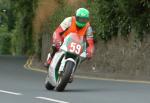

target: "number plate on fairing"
[68,42,82,55]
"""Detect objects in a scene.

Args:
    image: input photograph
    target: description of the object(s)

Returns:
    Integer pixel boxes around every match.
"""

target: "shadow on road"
[64,88,104,93]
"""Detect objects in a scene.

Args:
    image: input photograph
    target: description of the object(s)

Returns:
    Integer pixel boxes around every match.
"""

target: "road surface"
[0,55,150,103]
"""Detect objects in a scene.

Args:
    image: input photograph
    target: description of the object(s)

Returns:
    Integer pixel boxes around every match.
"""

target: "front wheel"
[55,61,75,92]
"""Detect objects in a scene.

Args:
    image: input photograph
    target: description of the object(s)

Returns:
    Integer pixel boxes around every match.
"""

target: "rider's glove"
[52,33,62,50]
[55,41,62,50]
[52,39,62,50]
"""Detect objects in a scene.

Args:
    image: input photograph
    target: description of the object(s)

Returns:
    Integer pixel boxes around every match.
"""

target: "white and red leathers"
[52,16,94,58]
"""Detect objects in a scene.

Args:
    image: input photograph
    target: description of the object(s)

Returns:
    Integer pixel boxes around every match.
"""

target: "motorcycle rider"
[44,8,95,69]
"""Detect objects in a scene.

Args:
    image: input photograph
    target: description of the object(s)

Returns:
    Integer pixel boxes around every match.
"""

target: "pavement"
[0,55,150,103]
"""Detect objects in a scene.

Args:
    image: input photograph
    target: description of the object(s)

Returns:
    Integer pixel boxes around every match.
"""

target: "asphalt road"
[0,55,150,103]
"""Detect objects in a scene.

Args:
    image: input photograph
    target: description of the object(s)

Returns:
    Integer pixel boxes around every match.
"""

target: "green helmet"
[75,8,89,28]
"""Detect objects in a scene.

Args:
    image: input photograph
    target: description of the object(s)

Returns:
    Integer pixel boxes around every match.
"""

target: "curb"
[24,56,150,84]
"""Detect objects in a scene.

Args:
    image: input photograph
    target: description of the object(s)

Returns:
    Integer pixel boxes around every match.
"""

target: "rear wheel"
[55,61,75,92]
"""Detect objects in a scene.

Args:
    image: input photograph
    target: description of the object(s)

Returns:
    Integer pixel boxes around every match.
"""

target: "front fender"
[65,58,76,64]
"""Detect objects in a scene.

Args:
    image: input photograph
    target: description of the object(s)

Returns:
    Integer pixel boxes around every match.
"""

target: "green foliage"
[0,0,149,56]
[10,0,38,55]
[89,0,150,41]
[11,21,24,55]
[48,6,74,37]
[0,26,11,54]
[0,0,38,55]
[0,0,15,31]
[0,34,12,54]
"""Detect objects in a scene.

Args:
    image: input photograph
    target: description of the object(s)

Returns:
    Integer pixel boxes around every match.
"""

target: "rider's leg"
[44,46,58,68]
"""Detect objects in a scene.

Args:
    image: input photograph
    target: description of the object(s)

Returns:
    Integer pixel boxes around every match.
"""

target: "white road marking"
[0,90,23,95]
[35,96,70,103]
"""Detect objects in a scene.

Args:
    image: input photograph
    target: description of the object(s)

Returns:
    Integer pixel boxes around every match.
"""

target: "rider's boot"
[44,53,52,69]
[44,59,51,69]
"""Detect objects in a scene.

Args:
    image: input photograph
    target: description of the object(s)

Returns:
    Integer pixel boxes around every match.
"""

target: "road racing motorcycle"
[45,33,87,92]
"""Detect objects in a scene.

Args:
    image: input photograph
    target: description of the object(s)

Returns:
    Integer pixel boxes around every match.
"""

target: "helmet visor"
[76,16,89,24]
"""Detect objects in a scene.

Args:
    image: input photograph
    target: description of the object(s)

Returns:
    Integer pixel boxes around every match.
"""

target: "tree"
[89,0,150,41]
[11,0,38,55]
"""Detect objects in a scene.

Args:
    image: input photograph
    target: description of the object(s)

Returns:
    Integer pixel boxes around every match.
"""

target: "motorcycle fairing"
[48,51,65,86]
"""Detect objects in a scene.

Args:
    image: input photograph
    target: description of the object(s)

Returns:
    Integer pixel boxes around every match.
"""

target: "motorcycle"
[45,33,87,92]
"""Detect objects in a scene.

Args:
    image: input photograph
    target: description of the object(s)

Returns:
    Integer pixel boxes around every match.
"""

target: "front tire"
[55,61,75,92]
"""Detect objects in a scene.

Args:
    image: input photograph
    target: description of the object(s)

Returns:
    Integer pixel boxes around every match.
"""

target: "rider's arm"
[86,26,95,58]
[53,17,72,38]
[60,17,72,31]
[52,17,72,47]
